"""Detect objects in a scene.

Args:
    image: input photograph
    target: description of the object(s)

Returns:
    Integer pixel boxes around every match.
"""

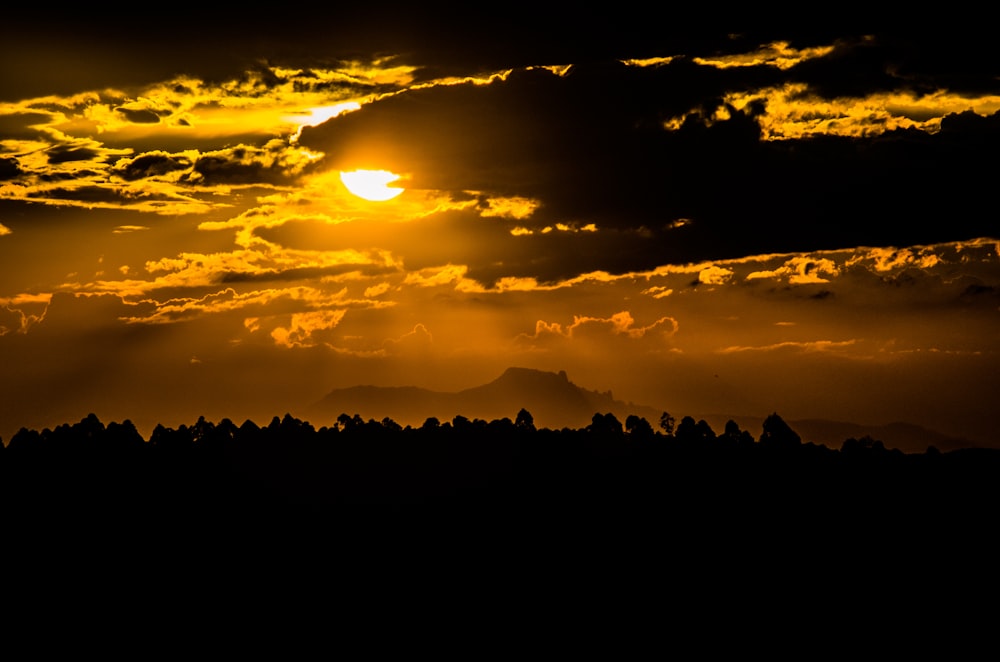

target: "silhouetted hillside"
[309,366,665,429]
[4,410,999,537]
[308,367,976,453]
[698,414,977,455]
[4,408,999,604]
[782,418,979,454]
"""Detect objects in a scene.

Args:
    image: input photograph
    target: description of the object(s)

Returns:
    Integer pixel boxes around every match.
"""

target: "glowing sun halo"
[339,169,405,201]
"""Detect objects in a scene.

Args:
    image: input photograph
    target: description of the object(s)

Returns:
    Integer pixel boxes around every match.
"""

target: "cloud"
[6,34,999,286]
[364,282,391,297]
[269,309,347,348]
[746,256,840,284]
[0,157,22,180]
[108,240,401,295]
[692,40,835,70]
[0,292,50,334]
[717,339,859,354]
[382,323,433,354]
[0,60,412,212]
[114,105,164,124]
[717,84,1000,140]
[515,311,678,350]
[698,266,734,285]
[181,142,318,186]
[298,53,1000,279]
[111,151,193,181]
[403,265,469,288]
[478,195,540,220]
[119,286,360,325]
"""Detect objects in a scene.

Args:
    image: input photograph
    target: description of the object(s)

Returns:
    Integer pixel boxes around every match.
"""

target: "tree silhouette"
[337,413,364,432]
[625,415,655,439]
[675,416,715,444]
[720,419,754,449]
[659,411,675,436]
[841,435,887,457]
[515,408,535,432]
[759,413,801,451]
[7,427,42,454]
[589,412,624,437]
[381,416,403,432]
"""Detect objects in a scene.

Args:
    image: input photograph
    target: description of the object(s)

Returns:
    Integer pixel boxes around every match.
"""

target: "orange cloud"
[516,310,678,348]
[698,265,734,285]
[745,256,841,284]
[121,286,351,325]
[717,339,859,354]
[270,309,347,348]
[382,323,434,354]
[0,293,51,334]
[404,265,469,288]
[693,40,835,70]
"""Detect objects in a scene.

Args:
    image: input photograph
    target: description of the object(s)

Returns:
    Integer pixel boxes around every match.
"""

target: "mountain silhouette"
[306,366,975,453]
[307,367,663,430]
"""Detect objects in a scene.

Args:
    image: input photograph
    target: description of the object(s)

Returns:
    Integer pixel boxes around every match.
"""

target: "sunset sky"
[1,13,998,445]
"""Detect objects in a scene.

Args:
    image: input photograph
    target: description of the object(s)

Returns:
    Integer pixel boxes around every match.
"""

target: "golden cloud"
[720,84,1000,140]
[270,309,348,348]
[717,339,858,354]
[693,41,835,70]
[516,310,678,348]
[0,292,51,334]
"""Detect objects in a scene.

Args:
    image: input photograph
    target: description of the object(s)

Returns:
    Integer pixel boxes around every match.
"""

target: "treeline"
[3,408,998,518]
[5,407,1000,588]
[0,407,957,455]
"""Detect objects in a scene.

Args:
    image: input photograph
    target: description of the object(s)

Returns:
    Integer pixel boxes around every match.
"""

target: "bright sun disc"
[339,169,405,201]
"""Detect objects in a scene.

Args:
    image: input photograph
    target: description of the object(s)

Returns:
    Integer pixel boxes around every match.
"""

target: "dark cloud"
[0,157,21,180]
[786,36,915,99]
[218,263,398,285]
[781,31,1000,99]
[2,4,988,103]
[46,145,102,164]
[29,185,172,206]
[301,56,999,280]
[873,30,1000,96]
[115,107,163,124]
[299,61,732,216]
[184,147,293,186]
[0,111,53,139]
[112,152,193,181]
[0,5,837,100]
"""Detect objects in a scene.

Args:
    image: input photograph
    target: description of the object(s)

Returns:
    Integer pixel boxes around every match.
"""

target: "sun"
[339,169,405,201]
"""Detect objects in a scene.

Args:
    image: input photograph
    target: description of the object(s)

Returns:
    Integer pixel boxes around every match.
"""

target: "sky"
[1,12,998,446]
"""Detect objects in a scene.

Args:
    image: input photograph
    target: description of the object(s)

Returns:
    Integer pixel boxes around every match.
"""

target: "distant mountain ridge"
[308,366,663,431]
[308,367,976,453]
